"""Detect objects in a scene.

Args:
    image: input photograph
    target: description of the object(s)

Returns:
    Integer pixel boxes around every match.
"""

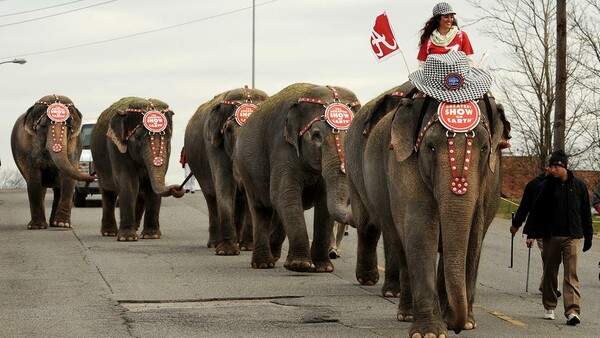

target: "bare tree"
[466,0,600,171]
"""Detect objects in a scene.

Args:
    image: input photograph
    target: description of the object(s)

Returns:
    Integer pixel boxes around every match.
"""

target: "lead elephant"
[346,77,509,337]
[11,95,94,229]
[90,97,184,241]
[234,83,360,272]
[184,86,269,255]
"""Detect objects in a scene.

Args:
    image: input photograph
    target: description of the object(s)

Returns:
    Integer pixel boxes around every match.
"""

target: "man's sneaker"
[556,289,562,298]
[543,309,555,320]
[566,313,580,326]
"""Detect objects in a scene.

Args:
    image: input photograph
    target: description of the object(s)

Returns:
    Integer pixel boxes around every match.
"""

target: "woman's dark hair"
[418,15,460,46]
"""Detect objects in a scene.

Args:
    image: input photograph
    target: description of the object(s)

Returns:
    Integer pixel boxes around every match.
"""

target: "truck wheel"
[74,190,87,207]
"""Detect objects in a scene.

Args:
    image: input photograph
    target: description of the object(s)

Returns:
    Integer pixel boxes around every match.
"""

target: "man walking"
[511,167,561,297]
[523,150,593,325]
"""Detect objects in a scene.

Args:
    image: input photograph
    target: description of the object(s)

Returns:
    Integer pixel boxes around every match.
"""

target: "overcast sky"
[0,0,505,184]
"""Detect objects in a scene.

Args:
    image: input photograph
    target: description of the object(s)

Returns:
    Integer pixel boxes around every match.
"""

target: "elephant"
[90,97,185,242]
[184,86,269,255]
[234,83,360,272]
[11,94,95,229]
[345,80,510,337]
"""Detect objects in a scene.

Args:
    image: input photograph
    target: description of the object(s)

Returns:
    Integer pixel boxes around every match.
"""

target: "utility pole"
[252,0,255,89]
[553,0,566,151]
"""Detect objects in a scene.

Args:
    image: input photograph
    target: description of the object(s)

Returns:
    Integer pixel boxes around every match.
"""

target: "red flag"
[370,12,400,62]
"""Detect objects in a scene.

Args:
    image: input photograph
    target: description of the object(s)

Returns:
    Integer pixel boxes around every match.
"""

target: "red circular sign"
[234,103,256,126]
[46,103,70,123]
[437,101,481,133]
[324,103,353,130]
[143,111,168,133]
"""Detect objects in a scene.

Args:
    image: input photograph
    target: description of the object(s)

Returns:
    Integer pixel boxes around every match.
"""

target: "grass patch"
[498,197,600,235]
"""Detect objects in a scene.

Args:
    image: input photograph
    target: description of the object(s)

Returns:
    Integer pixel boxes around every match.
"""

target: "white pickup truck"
[74,120,100,207]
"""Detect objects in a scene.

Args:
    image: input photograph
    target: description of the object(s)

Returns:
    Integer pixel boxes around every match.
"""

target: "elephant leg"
[26,178,48,229]
[202,191,219,248]
[355,222,381,286]
[250,202,277,269]
[134,193,145,232]
[397,240,413,322]
[49,188,60,227]
[381,225,401,298]
[116,180,139,242]
[52,178,77,228]
[100,190,118,236]
[277,197,313,272]
[236,190,253,251]
[269,214,286,261]
[215,179,239,256]
[310,200,334,273]
[405,220,446,338]
[140,187,161,240]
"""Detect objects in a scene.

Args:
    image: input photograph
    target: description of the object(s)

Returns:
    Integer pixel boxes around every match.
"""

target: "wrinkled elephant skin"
[345,81,508,337]
[235,83,360,273]
[11,95,91,229]
[90,97,178,242]
[185,87,269,255]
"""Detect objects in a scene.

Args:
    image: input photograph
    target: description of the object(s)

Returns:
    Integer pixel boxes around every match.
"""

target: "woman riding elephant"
[345,51,511,337]
[90,97,184,242]
[234,83,359,272]
[184,86,269,255]
[11,94,95,229]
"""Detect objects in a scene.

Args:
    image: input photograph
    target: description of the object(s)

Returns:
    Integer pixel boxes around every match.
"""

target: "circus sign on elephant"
[143,110,168,133]
[47,103,70,123]
[325,103,353,130]
[437,101,481,133]
[235,103,256,126]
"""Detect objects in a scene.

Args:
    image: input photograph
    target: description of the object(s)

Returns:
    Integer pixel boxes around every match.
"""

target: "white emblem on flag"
[370,12,400,62]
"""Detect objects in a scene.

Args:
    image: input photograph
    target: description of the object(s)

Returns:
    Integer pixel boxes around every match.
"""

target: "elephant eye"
[310,129,323,143]
[426,143,435,152]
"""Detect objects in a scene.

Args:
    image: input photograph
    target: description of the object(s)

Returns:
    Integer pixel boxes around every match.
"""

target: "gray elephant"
[184,86,269,255]
[90,97,184,241]
[234,83,360,272]
[346,69,510,337]
[11,95,94,229]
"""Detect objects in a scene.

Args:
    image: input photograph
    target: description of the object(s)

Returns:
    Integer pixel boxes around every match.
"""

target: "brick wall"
[502,155,600,202]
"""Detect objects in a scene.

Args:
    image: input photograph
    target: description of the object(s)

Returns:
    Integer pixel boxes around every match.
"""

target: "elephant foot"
[397,302,414,322]
[313,260,334,273]
[101,225,118,237]
[207,239,218,248]
[238,240,254,251]
[141,229,161,239]
[397,313,414,322]
[283,257,315,272]
[356,268,379,286]
[117,229,138,242]
[50,220,72,228]
[409,319,448,338]
[251,257,276,269]
[27,221,48,230]
[216,240,241,256]
[381,280,401,298]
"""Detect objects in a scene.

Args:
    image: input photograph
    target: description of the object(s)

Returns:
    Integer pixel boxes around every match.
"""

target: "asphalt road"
[1,189,599,338]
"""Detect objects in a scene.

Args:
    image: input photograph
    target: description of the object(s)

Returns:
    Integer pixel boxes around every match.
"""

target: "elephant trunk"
[144,146,185,198]
[322,148,352,224]
[439,204,471,333]
[47,124,95,182]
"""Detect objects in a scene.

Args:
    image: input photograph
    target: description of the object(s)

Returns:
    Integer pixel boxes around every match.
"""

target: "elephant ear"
[284,102,302,157]
[69,107,83,139]
[487,101,509,172]
[106,110,129,153]
[363,93,400,136]
[205,104,225,149]
[389,98,432,162]
[23,105,39,136]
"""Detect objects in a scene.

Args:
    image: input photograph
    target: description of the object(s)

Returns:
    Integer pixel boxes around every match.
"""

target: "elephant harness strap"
[35,94,74,153]
[297,85,360,174]
[414,100,491,196]
[219,85,258,133]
